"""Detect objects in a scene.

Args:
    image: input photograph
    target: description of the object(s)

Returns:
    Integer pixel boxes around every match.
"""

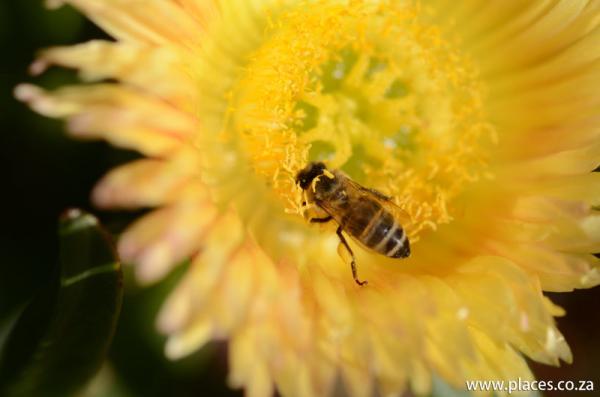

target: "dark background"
[0,2,598,396]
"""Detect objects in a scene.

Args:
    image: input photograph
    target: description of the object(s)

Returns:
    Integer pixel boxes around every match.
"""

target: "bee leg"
[336,226,368,286]
[310,216,333,223]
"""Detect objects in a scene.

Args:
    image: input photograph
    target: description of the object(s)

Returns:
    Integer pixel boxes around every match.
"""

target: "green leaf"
[0,209,123,397]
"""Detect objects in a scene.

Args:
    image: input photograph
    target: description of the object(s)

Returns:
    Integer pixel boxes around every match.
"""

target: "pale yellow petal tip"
[136,244,174,284]
[116,233,134,256]
[164,322,212,360]
[157,292,191,335]
[545,327,573,365]
[29,59,50,76]
[14,84,62,118]
[14,83,43,104]
[90,182,114,209]
[580,267,600,288]
[45,0,64,10]
[164,336,194,361]
[542,297,566,317]
[117,236,173,285]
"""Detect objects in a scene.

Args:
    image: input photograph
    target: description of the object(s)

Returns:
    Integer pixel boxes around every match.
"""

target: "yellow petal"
[33,40,195,107]
[15,83,197,155]
[119,202,217,283]
[49,0,209,48]
[92,151,205,208]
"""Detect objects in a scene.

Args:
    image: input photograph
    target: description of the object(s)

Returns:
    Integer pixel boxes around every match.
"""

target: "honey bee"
[296,162,411,286]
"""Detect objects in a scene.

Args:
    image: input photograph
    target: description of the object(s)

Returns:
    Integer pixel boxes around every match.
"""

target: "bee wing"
[319,170,411,226]
[344,177,412,225]
[379,195,412,226]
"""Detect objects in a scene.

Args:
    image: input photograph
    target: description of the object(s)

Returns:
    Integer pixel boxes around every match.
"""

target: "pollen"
[231,1,496,240]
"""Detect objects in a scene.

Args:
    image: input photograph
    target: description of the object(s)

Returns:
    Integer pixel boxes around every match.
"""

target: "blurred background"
[0,2,598,396]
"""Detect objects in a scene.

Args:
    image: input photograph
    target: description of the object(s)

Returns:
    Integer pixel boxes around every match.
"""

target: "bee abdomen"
[385,227,410,258]
[360,211,410,258]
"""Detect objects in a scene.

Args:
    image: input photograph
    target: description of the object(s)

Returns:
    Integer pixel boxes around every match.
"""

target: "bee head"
[296,162,327,190]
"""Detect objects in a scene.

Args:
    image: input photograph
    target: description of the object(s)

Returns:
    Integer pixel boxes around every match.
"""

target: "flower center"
[231,1,495,240]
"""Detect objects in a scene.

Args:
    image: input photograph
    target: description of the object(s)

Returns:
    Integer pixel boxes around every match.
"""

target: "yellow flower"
[17,0,600,396]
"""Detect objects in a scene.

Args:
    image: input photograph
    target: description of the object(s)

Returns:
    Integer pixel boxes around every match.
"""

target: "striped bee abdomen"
[359,208,410,258]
